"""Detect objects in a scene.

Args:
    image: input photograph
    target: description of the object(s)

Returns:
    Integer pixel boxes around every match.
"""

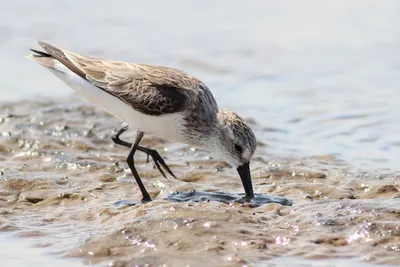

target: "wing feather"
[38,41,217,116]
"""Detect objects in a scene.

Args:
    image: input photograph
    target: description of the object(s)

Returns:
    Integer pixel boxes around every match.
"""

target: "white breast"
[45,64,186,142]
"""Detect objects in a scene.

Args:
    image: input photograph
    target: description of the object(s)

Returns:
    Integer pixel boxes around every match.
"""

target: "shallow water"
[0,100,399,266]
[0,1,400,266]
[116,191,293,208]
[0,233,84,267]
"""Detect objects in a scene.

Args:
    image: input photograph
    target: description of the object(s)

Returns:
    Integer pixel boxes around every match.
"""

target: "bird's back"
[27,41,219,142]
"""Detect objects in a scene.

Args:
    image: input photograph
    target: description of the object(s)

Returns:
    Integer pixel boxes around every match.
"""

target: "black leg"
[112,125,176,179]
[112,124,131,147]
[136,146,176,179]
[127,131,152,202]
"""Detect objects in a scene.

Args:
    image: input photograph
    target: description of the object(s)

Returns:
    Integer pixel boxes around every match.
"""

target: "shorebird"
[26,41,257,202]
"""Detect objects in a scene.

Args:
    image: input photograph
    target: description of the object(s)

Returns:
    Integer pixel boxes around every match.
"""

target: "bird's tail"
[25,48,59,70]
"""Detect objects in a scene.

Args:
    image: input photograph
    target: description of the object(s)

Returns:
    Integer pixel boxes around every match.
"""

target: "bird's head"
[210,109,257,197]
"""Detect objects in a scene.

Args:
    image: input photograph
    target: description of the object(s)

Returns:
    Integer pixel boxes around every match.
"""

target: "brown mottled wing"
[38,41,210,116]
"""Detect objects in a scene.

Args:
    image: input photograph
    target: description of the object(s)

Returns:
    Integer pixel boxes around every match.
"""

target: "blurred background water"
[1,0,399,172]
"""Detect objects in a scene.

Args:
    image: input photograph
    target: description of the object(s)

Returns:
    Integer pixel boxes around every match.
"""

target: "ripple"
[113,191,292,208]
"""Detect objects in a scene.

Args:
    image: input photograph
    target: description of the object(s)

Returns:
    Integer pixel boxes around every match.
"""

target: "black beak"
[237,162,254,198]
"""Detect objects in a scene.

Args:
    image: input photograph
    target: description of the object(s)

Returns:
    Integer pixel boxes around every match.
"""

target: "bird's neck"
[182,109,221,148]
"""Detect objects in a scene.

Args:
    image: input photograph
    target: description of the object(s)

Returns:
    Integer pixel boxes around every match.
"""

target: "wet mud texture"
[0,99,399,266]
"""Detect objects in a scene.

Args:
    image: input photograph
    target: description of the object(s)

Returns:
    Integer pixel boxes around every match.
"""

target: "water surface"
[0,100,398,266]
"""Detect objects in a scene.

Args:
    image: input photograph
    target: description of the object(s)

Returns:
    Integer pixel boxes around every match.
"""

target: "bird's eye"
[234,144,243,153]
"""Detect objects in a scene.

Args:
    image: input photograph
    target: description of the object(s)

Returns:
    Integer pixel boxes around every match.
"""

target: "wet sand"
[0,98,399,266]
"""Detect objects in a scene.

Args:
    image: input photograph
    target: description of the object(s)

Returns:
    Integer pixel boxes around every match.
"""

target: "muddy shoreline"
[0,98,399,266]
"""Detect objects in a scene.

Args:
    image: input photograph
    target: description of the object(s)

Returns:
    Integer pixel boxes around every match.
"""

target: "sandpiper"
[26,41,257,202]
